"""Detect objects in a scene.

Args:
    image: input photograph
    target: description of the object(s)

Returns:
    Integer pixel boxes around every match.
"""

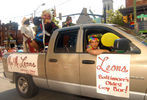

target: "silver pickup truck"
[2,24,147,100]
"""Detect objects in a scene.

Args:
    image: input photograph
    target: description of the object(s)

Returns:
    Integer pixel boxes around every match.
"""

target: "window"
[83,26,141,54]
[54,30,78,53]
[83,26,124,52]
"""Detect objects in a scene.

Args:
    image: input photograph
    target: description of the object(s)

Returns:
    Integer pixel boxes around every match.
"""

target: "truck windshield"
[113,25,147,46]
[112,25,136,36]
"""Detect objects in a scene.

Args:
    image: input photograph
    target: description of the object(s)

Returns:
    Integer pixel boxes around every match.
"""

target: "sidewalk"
[0,60,4,79]
[0,56,2,63]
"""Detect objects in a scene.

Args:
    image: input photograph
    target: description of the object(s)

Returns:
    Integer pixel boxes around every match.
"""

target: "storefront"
[119,4,147,33]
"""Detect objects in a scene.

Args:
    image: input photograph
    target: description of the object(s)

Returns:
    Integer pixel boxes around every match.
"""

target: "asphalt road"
[0,62,98,100]
[0,84,96,100]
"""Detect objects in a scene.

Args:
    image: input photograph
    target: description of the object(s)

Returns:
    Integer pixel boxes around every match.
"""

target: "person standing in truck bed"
[20,17,35,52]
[30,10,58,52]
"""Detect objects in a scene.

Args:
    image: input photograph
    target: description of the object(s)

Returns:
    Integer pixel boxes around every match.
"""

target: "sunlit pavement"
[0,62,98,100]
[0,62,4,79]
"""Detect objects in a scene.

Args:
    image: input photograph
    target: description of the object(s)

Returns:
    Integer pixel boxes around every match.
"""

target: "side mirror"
[114,38,130,52]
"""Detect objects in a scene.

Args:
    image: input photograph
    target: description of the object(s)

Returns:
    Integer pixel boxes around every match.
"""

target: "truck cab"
[2,24,147,100]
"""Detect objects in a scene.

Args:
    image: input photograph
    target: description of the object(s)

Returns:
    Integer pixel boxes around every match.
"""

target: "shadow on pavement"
[0,88,98,100]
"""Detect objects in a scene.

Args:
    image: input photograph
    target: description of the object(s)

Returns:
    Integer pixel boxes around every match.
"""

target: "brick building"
[120,0,147,17]
[119,0,147,33]
[0,23,23,48]
[126,0,147,8]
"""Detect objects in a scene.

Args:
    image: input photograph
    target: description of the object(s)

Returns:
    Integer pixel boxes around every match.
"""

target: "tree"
[51,9,60,28]
[106,10,124,26]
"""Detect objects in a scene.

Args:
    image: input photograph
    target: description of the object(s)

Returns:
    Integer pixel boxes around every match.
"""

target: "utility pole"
[133,0,138,33]
[104,7,106,23]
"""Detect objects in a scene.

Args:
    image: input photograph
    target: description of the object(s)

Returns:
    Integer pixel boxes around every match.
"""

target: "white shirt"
[20,25,35,42]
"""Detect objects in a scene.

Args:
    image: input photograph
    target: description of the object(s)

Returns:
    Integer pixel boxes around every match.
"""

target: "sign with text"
[96,54,130,98]
[7,54,38,76]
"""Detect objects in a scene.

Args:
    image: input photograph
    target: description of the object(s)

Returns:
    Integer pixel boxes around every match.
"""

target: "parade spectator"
[8,44,16,53]
[62,16,75,27]
[2,48,7,56]
[17,46,23,52]
[20,17,35,52]
[30,10,58,52]
[0,48,7,58]
[0,49,2,60]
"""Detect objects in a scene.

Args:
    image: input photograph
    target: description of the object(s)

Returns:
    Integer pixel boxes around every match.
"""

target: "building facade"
[119,0,147,33]
[120,0,147,16]
[103,0,113,11]
[0,23,23,48]
[126,0,147,8]
[102,0,113,23]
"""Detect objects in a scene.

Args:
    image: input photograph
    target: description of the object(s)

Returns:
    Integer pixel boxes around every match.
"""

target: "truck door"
[46,28,81,95]
[79,25,145,99]
[79,26,112,99]
[79,26,129,99]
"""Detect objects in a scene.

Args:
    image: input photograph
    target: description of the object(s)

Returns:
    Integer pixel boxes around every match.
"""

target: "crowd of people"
[0,44,22,61]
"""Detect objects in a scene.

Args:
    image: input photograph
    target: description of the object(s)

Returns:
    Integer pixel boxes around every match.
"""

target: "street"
[0,62,97,100]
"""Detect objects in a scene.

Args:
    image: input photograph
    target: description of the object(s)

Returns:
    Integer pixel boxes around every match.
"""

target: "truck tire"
[15,74,39,98]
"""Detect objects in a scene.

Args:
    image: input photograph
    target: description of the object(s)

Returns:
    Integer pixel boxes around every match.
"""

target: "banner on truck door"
[96,54,130,98]
[7,54,38,76]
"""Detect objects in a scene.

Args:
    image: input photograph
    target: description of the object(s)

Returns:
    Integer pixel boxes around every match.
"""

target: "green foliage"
[52,17,59,26]
[106,10,124,26]
[51,8,60,28]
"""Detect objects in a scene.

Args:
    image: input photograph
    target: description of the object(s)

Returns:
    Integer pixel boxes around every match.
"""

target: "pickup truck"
[2,24,147,100]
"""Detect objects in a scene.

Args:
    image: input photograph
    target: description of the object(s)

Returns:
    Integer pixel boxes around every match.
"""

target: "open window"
[83,26,121,52]
[83,26,141,54]
[54,29,78,53]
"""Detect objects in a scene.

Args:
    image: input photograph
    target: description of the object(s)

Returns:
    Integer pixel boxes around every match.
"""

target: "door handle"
[49,59,57,62]
[82,60,95,64]
[130,76,144,80]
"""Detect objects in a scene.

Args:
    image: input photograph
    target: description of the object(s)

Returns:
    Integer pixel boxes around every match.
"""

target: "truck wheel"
[15,74,39,98]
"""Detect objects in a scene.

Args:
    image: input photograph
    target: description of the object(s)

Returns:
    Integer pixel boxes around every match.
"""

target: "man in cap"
[62,16,75,27]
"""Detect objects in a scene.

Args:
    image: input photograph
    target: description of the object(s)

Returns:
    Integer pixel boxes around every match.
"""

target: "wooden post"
[133,0,138,33]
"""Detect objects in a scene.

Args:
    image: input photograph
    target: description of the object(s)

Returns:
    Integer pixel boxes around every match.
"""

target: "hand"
[27,37,31,41]
[103,50,110,53]
[44,19,51,24]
